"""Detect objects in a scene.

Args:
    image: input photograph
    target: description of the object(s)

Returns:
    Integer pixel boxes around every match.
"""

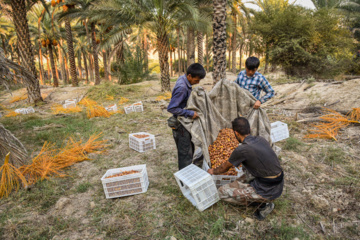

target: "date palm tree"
[212,0,228,84]
[92,0,198,91]
[0,0,45,103]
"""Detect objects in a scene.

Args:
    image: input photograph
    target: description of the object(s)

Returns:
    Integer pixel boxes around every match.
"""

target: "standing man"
[235,57,275,109]
[167,63,206,170]
[208,117,284,220]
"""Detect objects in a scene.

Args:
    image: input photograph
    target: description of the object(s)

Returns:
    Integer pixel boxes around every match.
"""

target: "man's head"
[186,63,206,85]
[232,117,251,143]
[245,57,260,77]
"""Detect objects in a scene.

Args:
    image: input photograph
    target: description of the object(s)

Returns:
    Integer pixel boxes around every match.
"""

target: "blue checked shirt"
[235,70,275,103]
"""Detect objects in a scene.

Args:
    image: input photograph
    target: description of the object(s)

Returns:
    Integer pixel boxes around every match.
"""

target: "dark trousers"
[172,124,194,170]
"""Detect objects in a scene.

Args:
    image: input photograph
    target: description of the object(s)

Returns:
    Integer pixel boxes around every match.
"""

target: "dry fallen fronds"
[118,97,129,105]
[0,153,28,198]
[9,95,27,103]
[304,108,359,141]
[51,104,82,114]
[349,108,360,122]
[4,111,20,118]
[20,134,108,186]
[86,105,111,119]
[155,92,172,101]
[78,97,97,107]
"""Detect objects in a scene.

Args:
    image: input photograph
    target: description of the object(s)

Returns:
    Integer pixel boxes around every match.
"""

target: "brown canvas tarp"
[179,79,272,166]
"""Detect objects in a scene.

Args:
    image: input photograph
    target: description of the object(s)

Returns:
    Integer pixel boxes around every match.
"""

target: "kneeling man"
[207,117,284,220]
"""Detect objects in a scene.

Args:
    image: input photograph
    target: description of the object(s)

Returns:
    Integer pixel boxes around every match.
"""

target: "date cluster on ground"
[208,128,240,175]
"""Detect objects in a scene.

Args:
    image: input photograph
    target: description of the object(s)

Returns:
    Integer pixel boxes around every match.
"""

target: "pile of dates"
[208,128,241,175]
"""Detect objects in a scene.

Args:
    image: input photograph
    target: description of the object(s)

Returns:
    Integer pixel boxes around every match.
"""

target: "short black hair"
[245,57,260,70]
[232,117,251,135]
[186,63,206,79]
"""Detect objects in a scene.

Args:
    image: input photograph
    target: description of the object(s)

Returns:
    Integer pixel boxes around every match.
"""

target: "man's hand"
[253,100,261,109]
[192,111,199,119]
[207,169,214,175]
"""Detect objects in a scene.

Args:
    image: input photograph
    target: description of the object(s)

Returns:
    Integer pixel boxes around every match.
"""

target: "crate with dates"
[101,164,149,199]
[129,132,156,152]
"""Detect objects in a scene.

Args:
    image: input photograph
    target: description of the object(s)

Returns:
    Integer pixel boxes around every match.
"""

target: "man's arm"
[259,76,275,104]
[167,87,195,118]
[207,161,233,175]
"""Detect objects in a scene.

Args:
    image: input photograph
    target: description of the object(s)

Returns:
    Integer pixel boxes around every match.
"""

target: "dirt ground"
[0,73,359,239]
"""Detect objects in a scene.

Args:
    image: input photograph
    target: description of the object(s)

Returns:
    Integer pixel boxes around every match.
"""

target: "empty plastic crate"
[132,101,143,112]
[202,160,243,188]
[65,99,77,104]
[129,132,156,152]
[124,105,134,114]
[101,164,149,199]
[63,102,76,109]
[106,104,118,112]
[174,164,219,211]
[15,107,35,115]
[270,121,289,143]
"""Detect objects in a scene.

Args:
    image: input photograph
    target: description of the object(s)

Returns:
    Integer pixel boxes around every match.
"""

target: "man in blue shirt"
[235,57,275,109]
[167,63,206,170]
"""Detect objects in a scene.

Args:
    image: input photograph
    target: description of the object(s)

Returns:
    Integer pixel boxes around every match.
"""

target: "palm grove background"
[0,0,360,103]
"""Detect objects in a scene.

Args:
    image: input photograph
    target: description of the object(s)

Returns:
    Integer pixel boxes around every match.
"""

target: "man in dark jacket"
[208,117,284,220]
[167,63,206,170]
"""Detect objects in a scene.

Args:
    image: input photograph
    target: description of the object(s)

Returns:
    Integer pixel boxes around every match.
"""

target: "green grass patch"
[260,221,310,240]
[320,146,346,165]
[283,137,305,152]
[76,182,92,193]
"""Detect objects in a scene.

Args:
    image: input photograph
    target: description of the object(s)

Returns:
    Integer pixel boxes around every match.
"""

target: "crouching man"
[207,117,284,220]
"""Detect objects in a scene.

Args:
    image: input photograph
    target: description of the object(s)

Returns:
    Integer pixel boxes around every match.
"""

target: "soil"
[0,73,359,239]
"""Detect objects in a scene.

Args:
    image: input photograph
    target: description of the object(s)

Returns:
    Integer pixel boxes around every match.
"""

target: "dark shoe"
[254,203,274,221]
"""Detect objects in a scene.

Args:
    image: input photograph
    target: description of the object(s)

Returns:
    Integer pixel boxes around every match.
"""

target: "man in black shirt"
[207,117,284,220]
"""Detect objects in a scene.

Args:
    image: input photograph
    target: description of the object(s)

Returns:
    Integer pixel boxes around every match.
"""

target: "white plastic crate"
[132,101,143,112]
[15,107,35,115]
[129,132,156,152]
[106,104,118,112]
[270,121,289,143]
[124,105,134,114]
[65,99,77,104]
[174,164,219,211]
[101,164,149,199]
[202,160,244,188]
[63,102,76,109]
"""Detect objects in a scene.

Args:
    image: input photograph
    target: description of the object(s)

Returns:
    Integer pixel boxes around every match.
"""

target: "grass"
[76,182,92,193]
[320,146,346,165]
[282,137,305,152]
[261,221,310,240]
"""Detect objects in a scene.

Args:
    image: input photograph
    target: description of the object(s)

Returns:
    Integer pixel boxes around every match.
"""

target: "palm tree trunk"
[65,19,78,86]
[264,43,269,73]
[91,23,101,85]
[103,50,109,81]
[228,37,231,70]
[157,31,170,92]
[232,14,237,73]
[187,28,195,66]
[170,48,173,77]
[55,60,60,81]
[57,44,65,82]
[197,32,203,65]
[64,54,70,84]
[10,0,42,103]
[38,46,44,85]
[239,42,243,70]
[46,54,51,81]
[48,44,59,87]
[143,29,148,72]
[212,0,227,84]
[206,33,210,72]
[83,51,89,84]
[177,27,181,76]
[1,35,7,56]
[78,54,83,81]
